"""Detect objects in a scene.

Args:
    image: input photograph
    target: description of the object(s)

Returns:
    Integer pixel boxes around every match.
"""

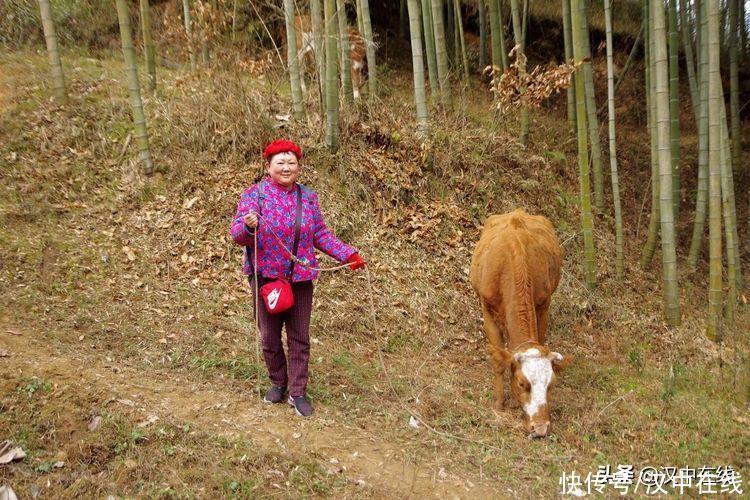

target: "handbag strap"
[287,185,303,279]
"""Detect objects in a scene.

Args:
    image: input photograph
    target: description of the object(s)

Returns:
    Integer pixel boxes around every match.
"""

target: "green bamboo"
[718,97,737,324]
[182,0,196,70]
[325,0,339,151]
[359,0,377,96]
[478,0,487,69]
[652,0,681,326]
[356,0,364,35]
[140,0,156,90]
[680,0,699,126]
[641,3,660,270]
[668,0,680,217]
[571,0,596,289]
[407,0,429,139]
[37,0,67,104]
[283,0,304,119]
[688,0,710,267]
[718,78,743,294]
[115,0,154,176]
[604,0,623,280]
[453,0,470,84]
[706,0,722,342]
[336,0,353,102]
[509,0,529,145]
[580,2,604,210]
[431,0,452,107]
[488,0,503,69]
[728,0,741,175]
[421,0,439,99]
[562,0,575,129]
[311,0,326,113]
[498,1,508,69]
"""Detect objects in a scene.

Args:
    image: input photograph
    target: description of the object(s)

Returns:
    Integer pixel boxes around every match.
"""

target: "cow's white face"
[511,348,567,438]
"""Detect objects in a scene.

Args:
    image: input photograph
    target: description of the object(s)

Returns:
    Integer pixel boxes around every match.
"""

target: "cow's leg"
[351,60,364,99]
[535,298,551,345]
[482,301,510,409]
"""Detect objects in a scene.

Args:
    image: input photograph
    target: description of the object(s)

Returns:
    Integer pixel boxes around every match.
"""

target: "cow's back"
[470,209,561,323]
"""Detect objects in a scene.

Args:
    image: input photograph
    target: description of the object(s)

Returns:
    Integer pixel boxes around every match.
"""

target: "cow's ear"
[551,353,573,373]
[489,346,512,373]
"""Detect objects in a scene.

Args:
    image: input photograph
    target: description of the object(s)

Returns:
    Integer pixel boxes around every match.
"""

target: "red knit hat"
[263,139,303,160]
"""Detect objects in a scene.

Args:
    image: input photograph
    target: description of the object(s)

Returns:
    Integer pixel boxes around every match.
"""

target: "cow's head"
[510,346,572,438]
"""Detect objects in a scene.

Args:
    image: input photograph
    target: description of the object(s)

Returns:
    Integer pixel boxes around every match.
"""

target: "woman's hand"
[347,253,366,270]
[243,211,259,229]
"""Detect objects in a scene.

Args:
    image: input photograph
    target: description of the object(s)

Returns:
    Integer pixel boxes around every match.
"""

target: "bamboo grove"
[35,0,747,339]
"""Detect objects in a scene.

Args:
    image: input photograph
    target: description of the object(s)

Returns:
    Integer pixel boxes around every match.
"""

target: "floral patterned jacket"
[230,177,356,281]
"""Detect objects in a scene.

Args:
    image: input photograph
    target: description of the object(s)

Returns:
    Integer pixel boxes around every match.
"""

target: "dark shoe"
[288,395,313,417]
[263,385,286,404]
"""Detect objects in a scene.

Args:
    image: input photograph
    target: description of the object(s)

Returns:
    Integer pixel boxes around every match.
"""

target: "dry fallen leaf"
[0,485,19,500]
[0,441,26,464]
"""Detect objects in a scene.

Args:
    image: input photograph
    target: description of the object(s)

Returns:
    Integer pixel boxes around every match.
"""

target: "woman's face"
[266,151,300,187]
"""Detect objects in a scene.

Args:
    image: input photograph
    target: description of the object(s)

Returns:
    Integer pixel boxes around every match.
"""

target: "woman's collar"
[265,176,296,191]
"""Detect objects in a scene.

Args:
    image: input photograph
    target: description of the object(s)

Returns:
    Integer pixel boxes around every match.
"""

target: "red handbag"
[260,278,294,314]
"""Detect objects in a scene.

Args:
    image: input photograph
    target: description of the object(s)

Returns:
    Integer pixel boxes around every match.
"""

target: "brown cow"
[288,14,367,99]
[469,209,571,438]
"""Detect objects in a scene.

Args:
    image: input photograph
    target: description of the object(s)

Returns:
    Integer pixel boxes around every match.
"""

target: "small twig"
[595,390,633,418]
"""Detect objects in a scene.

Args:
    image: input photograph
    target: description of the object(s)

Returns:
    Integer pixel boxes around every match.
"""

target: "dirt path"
[1,324,500,498]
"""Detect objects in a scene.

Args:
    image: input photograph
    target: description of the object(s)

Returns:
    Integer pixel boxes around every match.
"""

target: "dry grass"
[1,42,749,498]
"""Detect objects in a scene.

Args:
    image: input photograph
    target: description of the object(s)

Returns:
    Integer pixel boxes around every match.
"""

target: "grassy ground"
[1,46,749,498]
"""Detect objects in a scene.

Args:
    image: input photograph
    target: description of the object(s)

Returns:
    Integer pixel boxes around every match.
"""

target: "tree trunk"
[562,0,575,130]
[706,0,722,341]
[325,0,340,151]
[719,98,738,324]
[488,0,508,71]
[115,0,154,176]
[359,0,377,97]
[580,2,604,210]
[728,0,741,175]
[478,0,487,69]
[604,0,623,279]
[688,0,710,268]
[652,0,681,326]
[140,0,156,90]
[311,0,326,113]
[336,0,353,102]
[680,0,699,126]
[509,0,528,145]
[453,0,469,84]
[668,0,680,217]
[283,0,305,120]
[407,0,429,139]
[571,0,596,289]
[37,0,67,104]
[420,0,439,99]
[182,0,196,70]
[641,3,660,270]
[431,0,452,107]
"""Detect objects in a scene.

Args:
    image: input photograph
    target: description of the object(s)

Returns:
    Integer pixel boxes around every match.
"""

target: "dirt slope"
[0,321,500,498]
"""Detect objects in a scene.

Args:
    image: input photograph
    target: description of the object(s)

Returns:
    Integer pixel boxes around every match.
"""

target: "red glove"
[347,253,366,270]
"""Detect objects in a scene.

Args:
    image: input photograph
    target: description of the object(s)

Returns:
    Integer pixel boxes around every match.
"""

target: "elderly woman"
[229,139,366,417]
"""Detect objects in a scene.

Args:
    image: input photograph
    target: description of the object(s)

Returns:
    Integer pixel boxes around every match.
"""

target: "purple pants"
[250,277,314,397]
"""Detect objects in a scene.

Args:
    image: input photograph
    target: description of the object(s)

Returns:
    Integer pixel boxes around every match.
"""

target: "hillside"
[1,2,750,497]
